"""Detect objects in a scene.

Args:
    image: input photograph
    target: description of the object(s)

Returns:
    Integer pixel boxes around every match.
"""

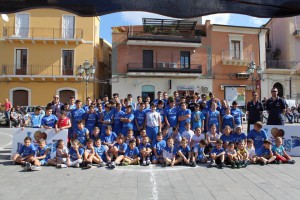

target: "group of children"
[13,119,295,171]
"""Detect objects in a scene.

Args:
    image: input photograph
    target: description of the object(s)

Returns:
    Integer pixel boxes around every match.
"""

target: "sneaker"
[277,160,282,164]
[86,163,92,169]
[74,163,80,168]
[31,165,41,171]
[288,160,295,164]
[110,162,116,169]
[218,164,223,169]
[190,162,196,167]
[210,161,217,167]
[231,161,236,169]
[98,162,106,167]
[142,160,147,166]
[146,159,151,165]
[25,162,32,170]
[244,160,251,168]
[162,163,167,167]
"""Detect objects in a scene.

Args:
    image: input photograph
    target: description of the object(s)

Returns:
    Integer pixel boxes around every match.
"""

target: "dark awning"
[143,18,197,31]
[0,0,300,18]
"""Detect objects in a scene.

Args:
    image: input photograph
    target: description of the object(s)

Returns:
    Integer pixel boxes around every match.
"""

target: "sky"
[100,12,270,44]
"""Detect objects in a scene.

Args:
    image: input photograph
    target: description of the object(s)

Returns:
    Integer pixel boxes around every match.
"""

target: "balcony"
[126,63,202,77]
[2,27,83,44]
[0,64,80,81]
[222,50,255,66]
[264,60,298,74]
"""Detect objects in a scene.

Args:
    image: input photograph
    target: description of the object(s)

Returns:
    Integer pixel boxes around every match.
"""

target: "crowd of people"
[4,88,297,171]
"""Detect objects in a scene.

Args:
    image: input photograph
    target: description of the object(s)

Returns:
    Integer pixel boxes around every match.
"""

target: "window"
[180,51,190,69]
[62,15,75,38]
[143,50,153,68]
[15,13,29,37]
[231,40,241,59]
[15,49,27,75]
[142,85,155,101]
[62,50,74,75]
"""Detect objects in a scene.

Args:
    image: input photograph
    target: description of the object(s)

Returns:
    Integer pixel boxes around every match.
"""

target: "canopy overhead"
[0,0,300,18]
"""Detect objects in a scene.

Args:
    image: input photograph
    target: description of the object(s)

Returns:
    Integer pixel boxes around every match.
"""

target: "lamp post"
[246,61,262,91]
[77,60,96,100]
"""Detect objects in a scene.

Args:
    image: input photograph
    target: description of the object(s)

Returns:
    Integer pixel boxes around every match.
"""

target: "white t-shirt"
[181,130,194,145]
[206,131,221,146]
[191,134,205,147]
[146,111,161,127]
[246,146,256,158]
[57,146,68,158]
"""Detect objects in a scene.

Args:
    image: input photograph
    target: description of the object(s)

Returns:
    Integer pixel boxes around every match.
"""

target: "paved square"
[1,128,300,200]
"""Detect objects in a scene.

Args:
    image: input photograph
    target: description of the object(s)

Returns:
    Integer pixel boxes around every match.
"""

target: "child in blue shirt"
[90,127,100,141]
[112,103,125,135]
[233,125,247,144]
[139,136,152,166]
[168,127,182,149]
[257,140,276,165]
[73,120,89,147]
[94,138,111,167]
[100,104,114,135]
[230,101,244,129]
[191,104,205,131]
[136,128,147,146]
[134,102,146,137]
[120,105,135,136]
[210,139,225,168]
[222,107,235,130]
[13,136,40,170]
[193,139,208,164]
[152,133,166,164]
[67,139,84,168]
[82,138,95,169]
[162,137,176,167]
[177,103,191,133]
[175,138,195,167]
[35,139,50,166]
[41,106,58,129]
[220,125,234,149]
[84,105,98,134]
[101,125,117,151]
[247,121,267,154]
[272,137,295,164]
[30,106,43,128]
[122,139,140,165]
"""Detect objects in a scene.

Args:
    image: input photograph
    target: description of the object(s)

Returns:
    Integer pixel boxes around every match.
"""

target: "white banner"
[250,125,300,156]
[11,128,68,159]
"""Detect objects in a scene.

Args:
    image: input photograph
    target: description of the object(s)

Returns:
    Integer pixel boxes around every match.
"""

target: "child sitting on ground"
[272,137,295,164]
[82,138,95,169]
[162,137,176,167]
[67,139,84,168]
[210,139,225,169]
[101,125,117,152]
[109,134,127,168]
[257,140,276,165]
[47,139,68,168]
[236,141,250,168]
[139,136,152,166]
[152,133,166,164]
[225,142,239,169]
[35,139,50,166]
[220,125,234,149]
[246,139,257,164]
[13,136,41,171]
[119,139,140,166]
[193,139,208,164]
[94,138,111,167]
[175,138,195,167]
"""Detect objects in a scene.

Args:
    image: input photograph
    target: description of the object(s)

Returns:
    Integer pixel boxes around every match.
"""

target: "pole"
[85,79,88,100]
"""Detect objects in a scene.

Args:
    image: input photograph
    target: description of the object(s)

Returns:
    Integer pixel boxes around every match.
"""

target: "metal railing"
[127,63,202,73]
[222,50,255,61]
[3,27,83,39]
[265,60,298,69]
[0,64,78,76]
[127,31,201,43]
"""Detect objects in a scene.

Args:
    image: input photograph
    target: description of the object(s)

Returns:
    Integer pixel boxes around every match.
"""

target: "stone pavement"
[1,128,300,200]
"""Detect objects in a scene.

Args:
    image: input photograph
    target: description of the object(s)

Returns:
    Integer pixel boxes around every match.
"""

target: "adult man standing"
[1,99,12,119]
[265,88,286,125]
[47,94,63,118]
[246,91,264,132]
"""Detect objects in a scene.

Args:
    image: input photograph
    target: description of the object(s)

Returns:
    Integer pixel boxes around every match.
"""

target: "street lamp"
[77,60,96,100]
[246,61,262,91]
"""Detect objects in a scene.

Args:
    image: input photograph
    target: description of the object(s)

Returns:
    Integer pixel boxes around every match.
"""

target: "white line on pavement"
[149,165,158,200]
[0,132,13,150]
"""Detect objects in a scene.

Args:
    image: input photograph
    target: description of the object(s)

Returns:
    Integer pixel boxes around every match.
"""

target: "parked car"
[0,112,7,125]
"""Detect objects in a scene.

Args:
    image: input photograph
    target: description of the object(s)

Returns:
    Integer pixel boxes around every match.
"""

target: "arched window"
[56,88,77,104]
[273,82,284,97]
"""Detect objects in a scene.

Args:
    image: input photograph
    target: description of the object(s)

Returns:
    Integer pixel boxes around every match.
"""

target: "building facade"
[0,9,106,107]
[263,17,300,100]
[111,19,266,105]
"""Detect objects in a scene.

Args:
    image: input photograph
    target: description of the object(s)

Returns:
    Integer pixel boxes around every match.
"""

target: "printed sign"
[224,86,246,107]
[11,128,68,158]
[250,125,300,156]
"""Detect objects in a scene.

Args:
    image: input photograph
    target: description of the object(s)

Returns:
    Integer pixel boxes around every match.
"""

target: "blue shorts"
[152,155,163,161]
[146,126,158,142]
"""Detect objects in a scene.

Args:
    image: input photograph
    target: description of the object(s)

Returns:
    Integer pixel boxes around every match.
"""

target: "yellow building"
[0,9,107,107]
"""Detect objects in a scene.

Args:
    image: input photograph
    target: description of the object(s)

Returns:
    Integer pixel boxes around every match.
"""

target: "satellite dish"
[1,14,9,22]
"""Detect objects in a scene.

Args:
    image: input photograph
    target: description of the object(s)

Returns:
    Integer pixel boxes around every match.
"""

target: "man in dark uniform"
[265,88,286,125]
[246,91,264,132]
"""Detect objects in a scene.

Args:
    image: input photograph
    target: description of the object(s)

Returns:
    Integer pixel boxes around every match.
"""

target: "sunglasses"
[271,91,278,93]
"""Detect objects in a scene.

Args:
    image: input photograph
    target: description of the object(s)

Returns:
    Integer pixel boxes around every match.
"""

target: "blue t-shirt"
[101,132,117,144]
[75,128,89,145]
[71,108,86,129]
[207,110,220,130]
[163,145,176,156]
[113,110,125,133]
[178,109,191,132]
[156,108,165,124]
[233,133,247,143]
[153,140,166,155]
[220,134,234,143]
[166,107,178,127]
[177,145,191,156]
[31,114,43,128]
[113,143,128,155]
[68,147,84,161]
[84,113,98,133]
[134,110,146,131]
[122,113,135,129]
[247,129,268,154]
[195,145,205,160]
[211,147,224,155]
[101,111,114,130]
[18,144,36,157]
[41,114,58,128]
[222,114,234,129]
[191,111,205,130]
[139,142,151,151]
[258,147,271,157]
[125,147,140,158]
[231,108,243,126]
[37,146,50,161]
[94,145,107,160]
[272,145,285,156]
